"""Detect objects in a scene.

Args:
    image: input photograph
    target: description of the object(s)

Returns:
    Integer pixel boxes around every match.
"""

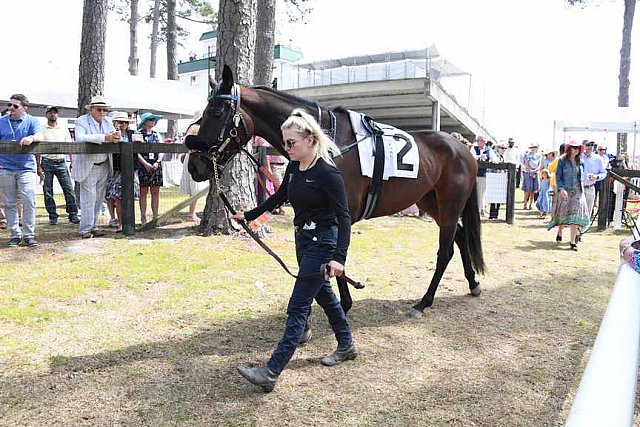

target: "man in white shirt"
[71,96,120,238]
[581,141,607,218]
[503,137,520,187]
[39,106,79,225]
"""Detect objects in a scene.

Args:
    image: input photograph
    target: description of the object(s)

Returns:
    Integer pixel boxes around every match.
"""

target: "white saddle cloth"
[349,111,419,180]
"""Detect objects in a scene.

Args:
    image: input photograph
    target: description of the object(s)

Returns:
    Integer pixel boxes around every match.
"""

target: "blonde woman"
[230,109,356,392]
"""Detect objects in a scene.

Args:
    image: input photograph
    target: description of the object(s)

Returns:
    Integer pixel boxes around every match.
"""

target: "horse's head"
[185,65,253,165]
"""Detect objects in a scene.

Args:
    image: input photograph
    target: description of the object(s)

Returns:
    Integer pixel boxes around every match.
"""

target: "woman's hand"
[230,212,245,221]
[560,189,568,200]
[327,260,344,278]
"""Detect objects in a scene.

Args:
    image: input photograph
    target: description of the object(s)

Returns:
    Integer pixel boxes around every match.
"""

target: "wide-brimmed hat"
[137,112,163,130]
[566,140,584,154]
[528,143,539,149]
[496,142,508,149]
[597,145,607,150]
[85,95,111,110]
[111,111,135,123]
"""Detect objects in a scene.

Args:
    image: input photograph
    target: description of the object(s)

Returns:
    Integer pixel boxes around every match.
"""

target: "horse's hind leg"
[454,224,481,296]
[408,221,457,318]
[300,277,351,345]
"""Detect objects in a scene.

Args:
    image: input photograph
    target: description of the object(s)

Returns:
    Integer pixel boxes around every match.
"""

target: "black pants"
[489,203,500,219]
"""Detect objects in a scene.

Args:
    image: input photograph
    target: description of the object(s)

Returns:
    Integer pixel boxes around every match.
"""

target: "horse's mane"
[251,85,314,108]
[251,85,348,116]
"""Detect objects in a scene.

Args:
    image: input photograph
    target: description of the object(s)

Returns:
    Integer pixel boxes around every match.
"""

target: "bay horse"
[186,65,485,319]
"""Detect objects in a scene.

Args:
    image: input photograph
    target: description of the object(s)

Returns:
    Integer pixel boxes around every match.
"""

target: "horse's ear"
[221,64,234,93]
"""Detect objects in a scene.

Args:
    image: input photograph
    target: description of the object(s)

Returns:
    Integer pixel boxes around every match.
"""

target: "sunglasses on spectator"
[94,107,109,112]
[284,137,306,149]
[7,103,21,109]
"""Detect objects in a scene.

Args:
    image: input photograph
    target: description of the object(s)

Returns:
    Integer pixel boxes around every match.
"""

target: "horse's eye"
[212,109,223,118]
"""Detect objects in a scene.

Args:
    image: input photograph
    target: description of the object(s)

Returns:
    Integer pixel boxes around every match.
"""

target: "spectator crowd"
[0,93,214,247]
[460,132,618,251]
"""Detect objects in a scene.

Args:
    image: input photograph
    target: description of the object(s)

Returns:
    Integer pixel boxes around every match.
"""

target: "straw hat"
[111,111,135,123]
[85,95,111,110]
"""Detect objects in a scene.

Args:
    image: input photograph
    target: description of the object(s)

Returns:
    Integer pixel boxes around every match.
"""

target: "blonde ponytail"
[281,108,340,166]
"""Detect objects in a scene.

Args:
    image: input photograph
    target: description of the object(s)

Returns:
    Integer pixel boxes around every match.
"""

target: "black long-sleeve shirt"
[244,158,351,264]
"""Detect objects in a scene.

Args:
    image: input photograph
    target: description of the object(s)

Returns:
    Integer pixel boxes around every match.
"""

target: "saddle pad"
[348,111,419,180]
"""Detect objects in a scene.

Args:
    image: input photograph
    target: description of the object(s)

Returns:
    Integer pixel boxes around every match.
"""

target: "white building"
[177,30,303,92]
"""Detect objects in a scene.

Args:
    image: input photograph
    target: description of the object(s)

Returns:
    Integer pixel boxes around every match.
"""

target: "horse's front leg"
[336,276,352,314]
[299,306,313,345]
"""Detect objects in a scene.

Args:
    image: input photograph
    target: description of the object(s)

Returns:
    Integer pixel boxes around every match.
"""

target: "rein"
[209,155,363,289]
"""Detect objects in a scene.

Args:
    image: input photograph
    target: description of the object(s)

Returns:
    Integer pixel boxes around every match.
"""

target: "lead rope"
[211,156,302,279]
[209,155,363,289]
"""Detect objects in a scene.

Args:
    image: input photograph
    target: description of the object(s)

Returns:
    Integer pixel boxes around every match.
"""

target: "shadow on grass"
[1,270,617,426]
[46,296,434,374]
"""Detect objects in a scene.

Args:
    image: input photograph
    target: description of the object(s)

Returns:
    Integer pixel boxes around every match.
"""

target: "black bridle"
[207,83,250,162]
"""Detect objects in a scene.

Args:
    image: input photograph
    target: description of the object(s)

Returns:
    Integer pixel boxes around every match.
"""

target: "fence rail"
[0,140,190,235]
[0,142,517,232]
[565,260,640,426]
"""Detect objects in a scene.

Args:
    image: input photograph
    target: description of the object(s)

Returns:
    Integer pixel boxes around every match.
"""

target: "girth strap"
[360,116,385,220]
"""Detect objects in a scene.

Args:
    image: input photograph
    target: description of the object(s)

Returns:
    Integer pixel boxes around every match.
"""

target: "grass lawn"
[0,195,635,426]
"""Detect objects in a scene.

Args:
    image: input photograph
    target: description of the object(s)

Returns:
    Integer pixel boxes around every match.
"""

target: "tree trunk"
[201,0,257,235]
[150,0,161,78]
[128,0,139,76]
[254,0,276,86]
[78,0,108,115]
[617,0,635,154]
[166,0,178,139]
[215,0,256,81]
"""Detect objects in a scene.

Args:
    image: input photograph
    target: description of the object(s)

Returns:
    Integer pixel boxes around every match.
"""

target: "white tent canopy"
[0,63,207,121]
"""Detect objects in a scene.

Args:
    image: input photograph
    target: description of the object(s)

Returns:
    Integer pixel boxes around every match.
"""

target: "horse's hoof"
[470,283,482,297]
[405,308,423,319]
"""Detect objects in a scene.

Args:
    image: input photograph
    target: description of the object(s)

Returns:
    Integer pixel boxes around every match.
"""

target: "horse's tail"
[461,185,485,274]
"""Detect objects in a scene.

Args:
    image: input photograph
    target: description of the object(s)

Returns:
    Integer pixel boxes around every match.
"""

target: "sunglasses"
[7,103,21,109]
[95,107,109,112]
[284,137,306,149]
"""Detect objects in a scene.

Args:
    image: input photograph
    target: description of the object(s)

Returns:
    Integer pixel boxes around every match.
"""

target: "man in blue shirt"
[582,141,607,219]
[0,94,43,247]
